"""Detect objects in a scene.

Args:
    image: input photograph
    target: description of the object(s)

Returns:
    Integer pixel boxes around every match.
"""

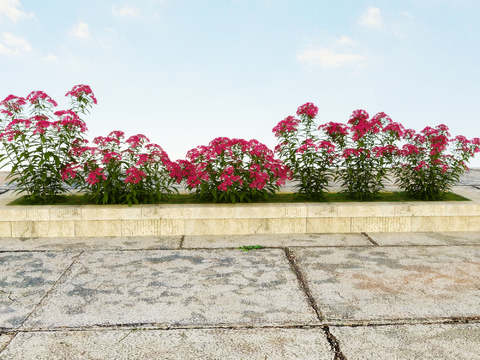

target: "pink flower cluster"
[125,167,146,184]
[296,102,318,118]
[181,137,290,194]
[0,95,27,117]
[65,84,98,105]
[347,109,382,141]
[26,91,58,107]
[86,168,107,185]
[272,116,300,137]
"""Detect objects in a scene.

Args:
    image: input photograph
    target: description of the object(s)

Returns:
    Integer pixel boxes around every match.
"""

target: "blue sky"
[1,0,480,166]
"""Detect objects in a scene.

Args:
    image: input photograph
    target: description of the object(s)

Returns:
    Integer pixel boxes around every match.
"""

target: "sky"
[1,0,480,166]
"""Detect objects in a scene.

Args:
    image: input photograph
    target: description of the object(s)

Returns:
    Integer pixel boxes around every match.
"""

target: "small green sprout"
[237,245,264,252]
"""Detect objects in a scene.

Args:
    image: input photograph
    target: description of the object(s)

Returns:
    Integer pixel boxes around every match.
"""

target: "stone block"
[49,207,82,221]
[194,205,235,219]
[337,205,395,218]
[13,221,75,237]
[285,203,307,218]
[234,204,286,219]
[185,219,249,235]
[351,217,411,232]
[0,222,11,237]
[248,218,306,234]
[161,219,186,235]
[306,204,338,217]
[0,209,26,221]
[411,216,469,232]
[306,218,351,233]
[142,205,194,219]
[395,204,446,217]
[121,220,162,236]
[25,207,52,221]
[75,220,122,237]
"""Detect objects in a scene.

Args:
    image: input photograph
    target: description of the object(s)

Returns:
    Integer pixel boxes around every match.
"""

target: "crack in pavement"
[361,232,379,246]
[284,247,347,360]
[16,251,85,330]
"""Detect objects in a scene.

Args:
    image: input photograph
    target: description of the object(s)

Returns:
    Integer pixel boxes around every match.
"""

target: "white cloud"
[0,31,31,55]
[358,7,383,27]
[297,48,363,67]
[0,0,34,23]
[112,5,140,17]
[43,53,58,61]
[336,35,356,46]
[69,22,90,38]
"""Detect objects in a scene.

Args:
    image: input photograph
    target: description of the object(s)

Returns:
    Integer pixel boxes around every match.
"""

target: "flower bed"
[1,85,479,205]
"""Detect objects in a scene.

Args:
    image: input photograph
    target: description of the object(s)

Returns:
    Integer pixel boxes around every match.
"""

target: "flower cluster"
[68,130,179,205]
[274,103,480,200]
[0,85,93,204]
[180,137,290,203]
[296,102,318,119]
[66,84,98,105]
[274,103,337,199]
[393,124,480,199]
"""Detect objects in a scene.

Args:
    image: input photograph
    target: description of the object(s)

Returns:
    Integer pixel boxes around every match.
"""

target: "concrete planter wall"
[1,186,480,238]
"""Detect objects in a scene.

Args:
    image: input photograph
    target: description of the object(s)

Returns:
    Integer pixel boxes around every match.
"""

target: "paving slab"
[0,328,333,359]
[330,323,480,359]
[183,233,372,248]
[290,246,480,324]
[0,236,182,251]
[368,232,480,246]
[0,251,81,330]
[22,249,318,329]
[0,334,13,352]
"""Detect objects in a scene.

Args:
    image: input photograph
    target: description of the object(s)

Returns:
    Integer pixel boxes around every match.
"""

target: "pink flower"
[26,91,58,107]
[296,102,318,119]
[319,122,348,136]
[5,118,32,131]
[125,167,146,184]
[109,130,125,139]
[0,95,27,115]
[0,129,23,142]
[65,84,97,104]
[272,116,300,137]
[61,164,81,181]
[414,161,429,171]
[86,168,106,185]
[93,136,120,147]
[32,119,53,135]
[102,151,122,164]
[126,134,150,149]
[382,121,405,139]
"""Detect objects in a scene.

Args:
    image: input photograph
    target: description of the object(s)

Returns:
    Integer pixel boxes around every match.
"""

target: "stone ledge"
[0,186,479,237]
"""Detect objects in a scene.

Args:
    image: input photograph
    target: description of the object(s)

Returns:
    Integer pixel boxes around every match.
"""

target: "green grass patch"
[237,245,264,251]
[7,191,470,206]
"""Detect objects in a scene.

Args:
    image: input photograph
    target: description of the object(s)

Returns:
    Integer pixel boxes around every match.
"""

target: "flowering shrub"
[332,110,404,200]
[0,85,94,204]
[273,102,336,199]
[64,131,180,205]
[394,125,480,200]
[179,137,290,203]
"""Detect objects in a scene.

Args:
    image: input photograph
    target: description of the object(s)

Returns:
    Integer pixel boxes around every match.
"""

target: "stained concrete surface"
[291,246,480,324]
[0,232,479,359]
[0,251,81,329]
[21,249,318,329]
[330,323,480,360]
[183,233,372,248]
[0,328,334,360]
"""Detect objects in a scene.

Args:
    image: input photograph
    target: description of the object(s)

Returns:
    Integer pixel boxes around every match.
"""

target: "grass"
[6,191,470,206]
[237,245,264,252]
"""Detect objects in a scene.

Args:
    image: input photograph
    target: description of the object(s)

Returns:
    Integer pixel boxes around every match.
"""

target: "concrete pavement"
[0,232,479,359]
